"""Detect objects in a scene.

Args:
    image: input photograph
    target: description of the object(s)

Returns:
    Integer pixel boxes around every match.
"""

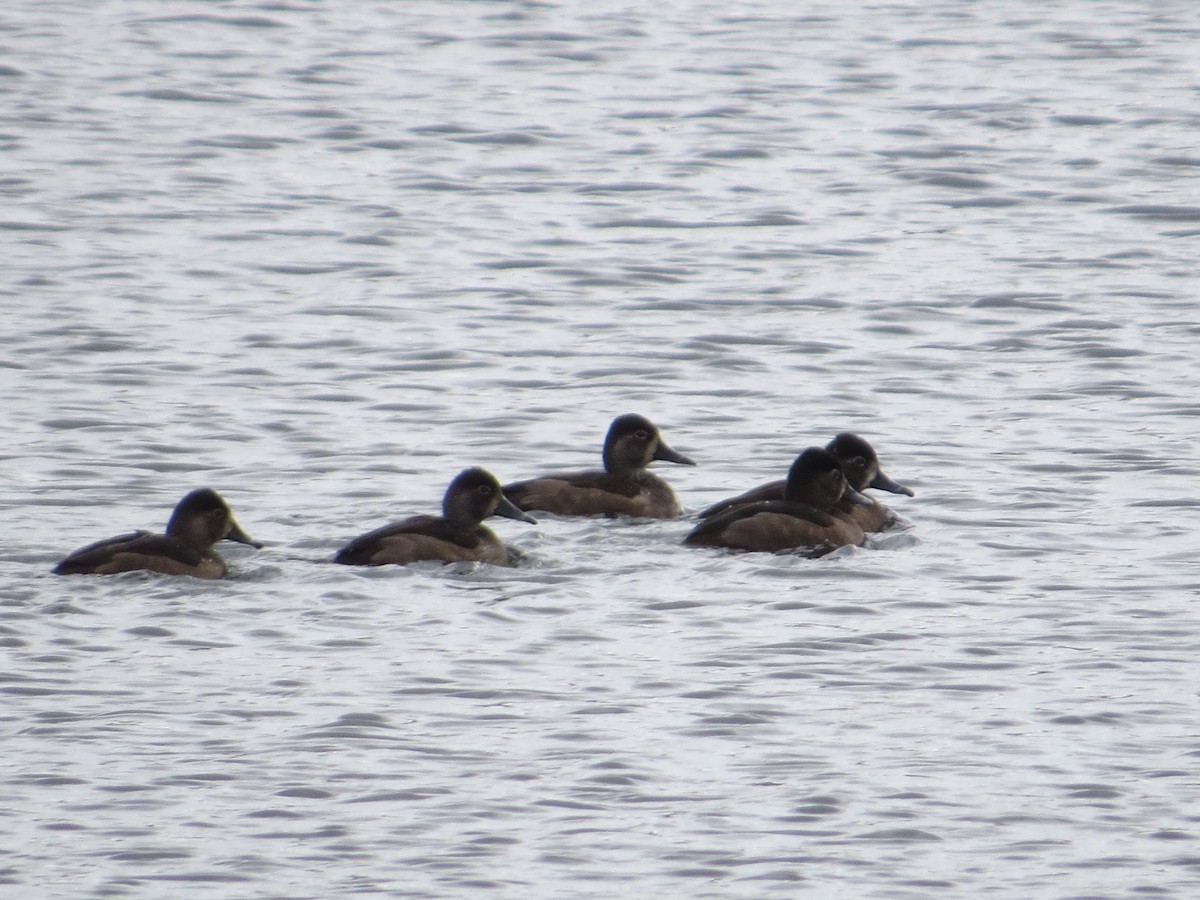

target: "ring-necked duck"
[333,467,536,567]
[503,414,696,518]
[53,488,262,578]
[684,447,866,554]
[698,432,913,531]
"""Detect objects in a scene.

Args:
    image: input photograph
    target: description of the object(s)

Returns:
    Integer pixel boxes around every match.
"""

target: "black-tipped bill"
[495,493,537,525]
[226,519,264,549]
[653,441,696,467]
[869,470,914,497]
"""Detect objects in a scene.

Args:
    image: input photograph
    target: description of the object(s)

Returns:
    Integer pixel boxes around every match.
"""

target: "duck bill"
[495,493,537,524]
[869,469,914,497]
[226,519,265,549]
[653,441,696,467]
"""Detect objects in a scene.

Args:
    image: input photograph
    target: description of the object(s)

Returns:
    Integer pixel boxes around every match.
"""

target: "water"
[3,1,1200,896]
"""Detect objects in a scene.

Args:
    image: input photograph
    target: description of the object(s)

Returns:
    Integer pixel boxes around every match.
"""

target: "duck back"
[334,514,509,567]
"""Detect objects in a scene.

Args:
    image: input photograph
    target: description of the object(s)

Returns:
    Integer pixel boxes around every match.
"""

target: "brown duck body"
[697,432,912,533]
[53,532,229,578]
[697,480,783,519]
[687,503,864,553]
[503,469,682,518]
[685,447,865,555]
[53,488,261,579]
[334,516,511,566]
[334,467,535,567]
[836,496,896,533]
[504,414,695,519]
[701,479,897,532]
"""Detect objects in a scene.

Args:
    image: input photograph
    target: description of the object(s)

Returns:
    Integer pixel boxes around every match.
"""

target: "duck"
[697,432,913,531]
[333,467,536,567]
[53,488,262,578]
[684,447,867,554]
[503,413,696,518]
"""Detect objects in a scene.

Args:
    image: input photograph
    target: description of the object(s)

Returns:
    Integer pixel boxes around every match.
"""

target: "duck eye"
[635,430,649,440]
[478,484,492,495]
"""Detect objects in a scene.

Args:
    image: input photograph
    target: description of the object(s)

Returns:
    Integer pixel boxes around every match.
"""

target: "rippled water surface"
[4,1,1200,896]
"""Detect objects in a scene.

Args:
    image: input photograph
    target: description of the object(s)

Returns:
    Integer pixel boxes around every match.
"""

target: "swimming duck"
[503,413,696,518]
[53,488,262,578]
[333,467,536,567]
[697,432,913,531]
[684,447,866,554]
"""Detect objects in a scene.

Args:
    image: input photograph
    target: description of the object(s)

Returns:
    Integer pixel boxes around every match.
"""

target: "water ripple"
[3,1,1200,897]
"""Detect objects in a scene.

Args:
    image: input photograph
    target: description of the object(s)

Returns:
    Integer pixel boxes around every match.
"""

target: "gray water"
[3,1,1200,897]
